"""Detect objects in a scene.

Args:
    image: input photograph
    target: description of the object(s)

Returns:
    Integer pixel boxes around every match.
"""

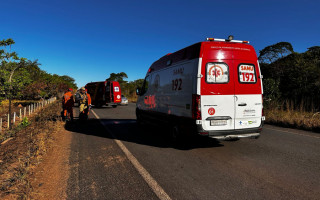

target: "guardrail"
[0,97,56,133]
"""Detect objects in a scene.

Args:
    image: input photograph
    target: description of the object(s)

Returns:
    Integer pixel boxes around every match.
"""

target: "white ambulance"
[136,36,265,140]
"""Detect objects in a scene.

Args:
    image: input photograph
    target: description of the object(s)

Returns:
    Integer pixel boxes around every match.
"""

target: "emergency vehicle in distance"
[85,81,122,108]
[136,36,265,140]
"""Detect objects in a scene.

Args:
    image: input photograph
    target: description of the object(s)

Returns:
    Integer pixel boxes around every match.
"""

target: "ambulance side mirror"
[136,88,141,95]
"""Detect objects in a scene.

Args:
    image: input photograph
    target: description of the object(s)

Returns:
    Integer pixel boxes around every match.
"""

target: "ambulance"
[85,81,121,108]
[136,36,265,140]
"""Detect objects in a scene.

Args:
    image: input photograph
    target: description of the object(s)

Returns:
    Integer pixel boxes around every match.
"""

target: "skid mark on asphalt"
[91,110,172,200]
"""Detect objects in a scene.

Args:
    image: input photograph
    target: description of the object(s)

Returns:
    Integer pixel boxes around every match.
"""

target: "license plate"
[210,120,227,126]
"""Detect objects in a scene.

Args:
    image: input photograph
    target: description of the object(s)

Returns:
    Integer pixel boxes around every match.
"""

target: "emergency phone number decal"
[172,78,182,91]
[239,64,256,83]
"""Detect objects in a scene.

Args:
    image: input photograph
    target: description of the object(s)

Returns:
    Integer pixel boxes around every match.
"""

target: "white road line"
[91,110,172,200]
[265,127,320,139]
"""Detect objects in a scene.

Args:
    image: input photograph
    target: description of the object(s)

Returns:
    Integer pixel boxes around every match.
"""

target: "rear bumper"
[196,122,263,140]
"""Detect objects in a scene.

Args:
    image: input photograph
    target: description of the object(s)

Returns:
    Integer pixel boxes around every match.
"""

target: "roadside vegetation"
[265,101,320,132]
[0,101,63,199]
[0,38,77,199]
[1,38,76,138]
[0,38,77,106]
[260,42,320,131]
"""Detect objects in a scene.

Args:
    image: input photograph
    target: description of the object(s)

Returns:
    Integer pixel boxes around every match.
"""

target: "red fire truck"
[85,81,122,108]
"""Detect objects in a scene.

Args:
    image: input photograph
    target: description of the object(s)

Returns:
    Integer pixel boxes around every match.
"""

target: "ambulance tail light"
[262,95,264,115]
[262,95,265,121]
[192,94,201,120]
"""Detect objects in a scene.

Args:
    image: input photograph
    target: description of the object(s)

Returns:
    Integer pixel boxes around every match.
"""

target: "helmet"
[80,87,85,91]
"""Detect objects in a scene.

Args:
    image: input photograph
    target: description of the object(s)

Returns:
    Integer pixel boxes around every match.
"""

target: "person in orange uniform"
[85,89,92,115]
[78,87,92,119]
[62,88,74,121]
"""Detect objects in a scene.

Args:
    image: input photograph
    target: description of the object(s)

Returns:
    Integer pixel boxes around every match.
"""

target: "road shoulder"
[30,123,72,199]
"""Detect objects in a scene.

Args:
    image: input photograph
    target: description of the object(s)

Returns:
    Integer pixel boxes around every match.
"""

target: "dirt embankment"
[29,123,71,199]
[0,101,71,199]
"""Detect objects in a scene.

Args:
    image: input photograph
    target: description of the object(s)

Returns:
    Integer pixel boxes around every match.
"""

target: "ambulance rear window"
[206,63,229,83]
[238,64,257,84]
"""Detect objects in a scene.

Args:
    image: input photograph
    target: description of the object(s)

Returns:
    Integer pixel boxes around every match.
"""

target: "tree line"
[259,42,320,111]
[0,38,77,104]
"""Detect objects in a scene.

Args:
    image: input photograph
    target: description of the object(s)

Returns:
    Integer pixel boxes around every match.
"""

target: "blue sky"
[1,0,319,88]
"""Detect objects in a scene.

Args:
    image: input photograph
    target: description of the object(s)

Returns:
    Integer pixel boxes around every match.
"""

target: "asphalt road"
[66,103,320,200]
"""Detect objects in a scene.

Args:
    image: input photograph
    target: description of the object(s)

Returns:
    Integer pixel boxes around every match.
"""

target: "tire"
[112,105,117,108]
[136,109,142,125]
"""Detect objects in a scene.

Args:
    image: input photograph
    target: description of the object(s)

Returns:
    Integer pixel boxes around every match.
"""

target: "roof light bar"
[206,38,250,44]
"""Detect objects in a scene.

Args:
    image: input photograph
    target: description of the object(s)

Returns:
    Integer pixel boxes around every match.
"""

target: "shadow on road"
[64,118,223,150]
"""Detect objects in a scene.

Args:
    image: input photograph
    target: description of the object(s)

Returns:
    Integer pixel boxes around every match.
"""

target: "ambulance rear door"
[233,49,263,130]
[112,81,122,104]
[200,45,236,131]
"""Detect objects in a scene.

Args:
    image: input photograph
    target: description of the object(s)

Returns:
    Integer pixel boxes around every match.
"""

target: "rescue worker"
[62,88,74,121]
[78,87,92,120]
[85,89,92,115]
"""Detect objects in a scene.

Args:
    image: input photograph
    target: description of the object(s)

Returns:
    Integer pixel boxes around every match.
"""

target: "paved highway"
[66,103,320,200]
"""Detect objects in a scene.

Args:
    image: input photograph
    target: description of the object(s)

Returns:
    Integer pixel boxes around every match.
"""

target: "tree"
[120,78,144,99]
[0,38,29,129]
[259,42,295,98]
[1,38,78,103]
[260,43,320,111]
[60,75,77,89]
[107,72,128,84]
[258,42,294,64]
[307,46,320,54]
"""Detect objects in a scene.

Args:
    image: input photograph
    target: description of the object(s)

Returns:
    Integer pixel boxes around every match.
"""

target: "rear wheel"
[136,110,143,126]
[112,105,117,108]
